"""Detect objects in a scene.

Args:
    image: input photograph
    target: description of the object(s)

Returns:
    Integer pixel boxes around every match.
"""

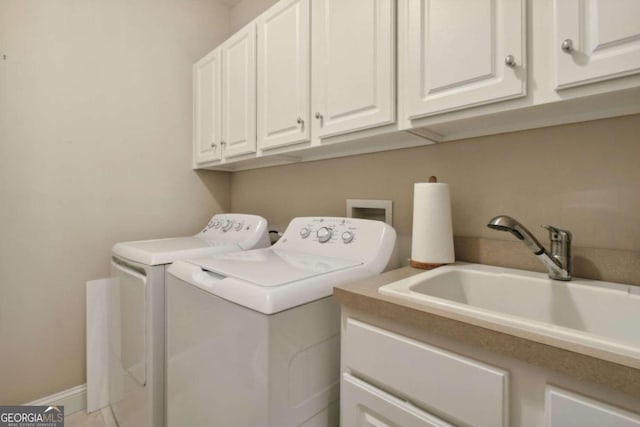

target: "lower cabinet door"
[343,318,508,427]
[546,386,640,427]
[341,373,454,427]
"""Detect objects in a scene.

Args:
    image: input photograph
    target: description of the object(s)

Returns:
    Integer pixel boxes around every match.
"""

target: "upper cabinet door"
[257,0,310,151]
[554,0,640,89]
[222,24,257,158]
[193,48,222,164]
[311,0,395,139]
[404,0,526,119]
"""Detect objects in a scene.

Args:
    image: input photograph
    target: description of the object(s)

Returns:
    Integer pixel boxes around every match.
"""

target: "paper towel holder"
[409,259,445,269]
[412,175,441,270]
[409,175,454,270]
[346,199,392,225]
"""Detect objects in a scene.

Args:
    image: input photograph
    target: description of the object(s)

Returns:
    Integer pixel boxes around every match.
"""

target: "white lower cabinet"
[546,386,640,427]
[341,318,509,427]
[341,309,640,427]
[342,373,453,427]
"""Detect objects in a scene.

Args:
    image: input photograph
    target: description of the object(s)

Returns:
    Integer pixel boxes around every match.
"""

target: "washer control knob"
[316,227,332,243]
[213,220,221,229]
[234,222,243,231]
[299,227,311,239]
[222,220,234,232]
[341,231,354,244]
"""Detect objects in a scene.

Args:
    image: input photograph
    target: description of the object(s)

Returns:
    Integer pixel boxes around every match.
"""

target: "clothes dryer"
[166,217,396,426]
[109,213,269,427]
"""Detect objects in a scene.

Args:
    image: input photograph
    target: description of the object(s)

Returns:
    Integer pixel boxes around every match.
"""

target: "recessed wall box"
[346,199,392,225]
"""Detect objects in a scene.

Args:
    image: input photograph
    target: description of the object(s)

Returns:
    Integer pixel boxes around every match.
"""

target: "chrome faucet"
[487,215,572,281]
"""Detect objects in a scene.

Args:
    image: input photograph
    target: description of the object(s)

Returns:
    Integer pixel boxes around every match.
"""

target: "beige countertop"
[333,266,640,398]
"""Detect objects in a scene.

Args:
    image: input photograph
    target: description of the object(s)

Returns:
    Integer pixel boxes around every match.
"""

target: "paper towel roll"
[410,181,455,268]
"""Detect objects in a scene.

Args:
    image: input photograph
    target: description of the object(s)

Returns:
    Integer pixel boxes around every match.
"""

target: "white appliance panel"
[113,237,237,266]
[112,213,269,265]
[166,275,341,427]
[165,216,396,426]
[112,260,147,386]
[108,213,269,427]
[193,248,361,287]
[170,217,396,314]
[108,260,164,427]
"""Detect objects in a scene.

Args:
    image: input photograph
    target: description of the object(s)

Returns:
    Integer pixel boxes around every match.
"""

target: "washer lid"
[113,237,239,266]
[191,248,362,287]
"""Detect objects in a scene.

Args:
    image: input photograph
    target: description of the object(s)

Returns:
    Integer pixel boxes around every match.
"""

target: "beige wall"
[231,115,640,275]
[230,0,277,32]
[0,0,231,404]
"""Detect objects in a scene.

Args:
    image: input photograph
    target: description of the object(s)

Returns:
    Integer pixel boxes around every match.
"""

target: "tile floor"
[64,407,116,427]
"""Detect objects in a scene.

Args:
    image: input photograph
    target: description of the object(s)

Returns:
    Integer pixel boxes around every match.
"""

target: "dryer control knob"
[222,220,234,232]
[341,231,354,244]
[316,227,332,243]
[299,227,311,239]
[213,220,221,229]
[234,222,243,231]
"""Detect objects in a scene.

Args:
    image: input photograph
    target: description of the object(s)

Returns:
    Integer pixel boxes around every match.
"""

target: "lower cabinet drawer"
[343,318,509,427]
[342,373,453,427]
[546,386,640,427]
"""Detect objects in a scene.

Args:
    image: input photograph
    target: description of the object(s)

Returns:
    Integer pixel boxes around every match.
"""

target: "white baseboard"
[25,384,87,416]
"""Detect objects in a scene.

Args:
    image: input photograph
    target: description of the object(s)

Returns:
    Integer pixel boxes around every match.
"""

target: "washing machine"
[108,213,269,427]
[165,217,396,426]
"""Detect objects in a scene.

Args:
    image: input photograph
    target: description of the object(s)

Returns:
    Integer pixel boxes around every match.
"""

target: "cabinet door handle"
[561,39,574,53]
[504,54,517,68]
[297,117,304,125]
[315,112,323,120]
[210,142,217,148]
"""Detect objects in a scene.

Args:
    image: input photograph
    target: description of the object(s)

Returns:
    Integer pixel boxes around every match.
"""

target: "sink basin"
[379,263,640,363]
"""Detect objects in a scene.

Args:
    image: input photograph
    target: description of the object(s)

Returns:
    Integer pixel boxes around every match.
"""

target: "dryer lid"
[113,237,239,266]
[191,248,362,287]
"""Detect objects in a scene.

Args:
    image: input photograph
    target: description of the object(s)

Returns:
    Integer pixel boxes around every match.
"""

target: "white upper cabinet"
[311,0,395,139]
[193,48,222,165]
[222,24,257,158]
[193,0,639,170]
[403,0,526,119]
[257,0,310,151]
[554,0,640,89]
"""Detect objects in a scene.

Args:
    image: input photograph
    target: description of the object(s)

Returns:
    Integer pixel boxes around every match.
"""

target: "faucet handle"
[542,225,572,242]
[543,225,572,280]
